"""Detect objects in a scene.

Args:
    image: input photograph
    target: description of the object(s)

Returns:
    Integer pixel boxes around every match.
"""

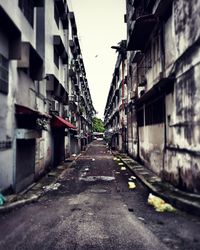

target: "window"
[54,48,59,69]
[19,0,34,27]
[137,96,165,127]
[145,97,165,125]
[137,108,144,127]
[0,54,9,94]
[54,4,59,28]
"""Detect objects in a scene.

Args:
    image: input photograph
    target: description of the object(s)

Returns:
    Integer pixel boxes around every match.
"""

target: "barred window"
[145,97,165,125]
[137,96,165,127]
[0,54,9,94]
[137,108,144,127]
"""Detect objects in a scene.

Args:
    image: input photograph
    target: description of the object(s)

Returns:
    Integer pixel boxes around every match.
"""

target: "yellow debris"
[147,193,176,212]
[121,166,126,171]
[113,157,118,161]
[118,163,124,166]
[128,181,136,189]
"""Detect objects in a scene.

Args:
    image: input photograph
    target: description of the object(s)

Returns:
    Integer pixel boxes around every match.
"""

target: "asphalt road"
[0,141,199,250]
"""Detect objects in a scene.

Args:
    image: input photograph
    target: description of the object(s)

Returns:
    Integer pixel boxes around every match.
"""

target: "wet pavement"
[0,141,200,250]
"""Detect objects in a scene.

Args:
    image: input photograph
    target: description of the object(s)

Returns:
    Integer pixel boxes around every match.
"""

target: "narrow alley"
[0,141,199,250]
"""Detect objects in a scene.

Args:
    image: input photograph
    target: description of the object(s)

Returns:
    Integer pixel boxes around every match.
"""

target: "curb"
[0,194,40,213]
[117,155,200,216]
[0,160,76,214]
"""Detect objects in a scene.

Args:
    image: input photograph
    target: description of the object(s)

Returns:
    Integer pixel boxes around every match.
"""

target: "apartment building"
[126,0,200,193]
[104,41,128,152]
[0,0,94,193]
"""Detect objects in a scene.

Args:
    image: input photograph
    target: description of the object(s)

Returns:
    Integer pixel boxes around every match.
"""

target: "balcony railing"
[127,14,158,51]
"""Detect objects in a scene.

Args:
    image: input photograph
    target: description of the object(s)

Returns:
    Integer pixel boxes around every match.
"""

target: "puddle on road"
[79,176,115,182]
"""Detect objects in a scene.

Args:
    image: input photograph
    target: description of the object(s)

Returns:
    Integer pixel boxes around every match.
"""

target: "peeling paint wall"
[126,0,200,193]
[139,124,164,175]
[163,0,200,193]
[174,0,200,57]
[0,27,15,190]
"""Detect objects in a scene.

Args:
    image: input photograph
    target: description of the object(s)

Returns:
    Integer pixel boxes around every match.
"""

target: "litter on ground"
[128,181,136,189]
[118,163,124,166]
[43,183,61,191]
[121,166,126,171]
[147,193,176,212]
[0,193,6,206]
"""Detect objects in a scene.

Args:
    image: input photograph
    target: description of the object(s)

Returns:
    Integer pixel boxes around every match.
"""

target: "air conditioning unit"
[49,100,59,114]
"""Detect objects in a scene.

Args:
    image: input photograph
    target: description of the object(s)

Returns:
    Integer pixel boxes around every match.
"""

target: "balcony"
[53,35,68,64]
[0,6,21,59]
[136,76,174,107]
[74,37,81,55]
[45,74,68,104]
[127,14,158,51]
[55,0,65,17]
[17,42,43,80]
[153,0,173,18]
[130,51,143,63]
[33,0,44,7]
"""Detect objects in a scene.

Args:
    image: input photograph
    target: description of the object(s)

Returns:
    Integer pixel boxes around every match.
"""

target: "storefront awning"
[51,115,77,129]
[15,104,51,118]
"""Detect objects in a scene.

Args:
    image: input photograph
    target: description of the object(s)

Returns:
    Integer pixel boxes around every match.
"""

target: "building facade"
[104,41,128,153]
[0,0,94,193]
[125,0,200,193]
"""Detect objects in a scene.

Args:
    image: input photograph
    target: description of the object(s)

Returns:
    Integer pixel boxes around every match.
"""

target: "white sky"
[68,0,126,120]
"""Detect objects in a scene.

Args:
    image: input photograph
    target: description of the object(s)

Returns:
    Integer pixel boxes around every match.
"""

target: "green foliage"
[92,117,105,132]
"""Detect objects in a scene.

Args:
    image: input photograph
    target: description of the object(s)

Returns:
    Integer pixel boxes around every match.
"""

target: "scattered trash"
[115,171,120,174]
[130,176,136,180]
[57,166,65,170]
[138,217,145,221]
[118,163,124,166]
[92,158,95,161]
[114,158,120,161]
[72,154,76,157]
[121,166,126,171]
[147,193,176,212]
[128,181,136,189]
[79,176,115,182]
[43,183,61,191]
[48,172,57,177]
[0,193,6,206]
[84,168,89,172]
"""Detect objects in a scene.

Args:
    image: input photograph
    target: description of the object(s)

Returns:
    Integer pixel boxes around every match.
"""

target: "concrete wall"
[0,27,16,190]
[139,124,165,175]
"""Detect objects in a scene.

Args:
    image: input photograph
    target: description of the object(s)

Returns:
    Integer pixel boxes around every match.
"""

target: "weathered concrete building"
[126,0,200,193]
[68,11,94,154]
[104,41,128,152]
[0,0,94,193]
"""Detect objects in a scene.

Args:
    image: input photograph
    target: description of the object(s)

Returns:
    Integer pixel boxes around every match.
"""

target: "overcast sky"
[68,0,126,120]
